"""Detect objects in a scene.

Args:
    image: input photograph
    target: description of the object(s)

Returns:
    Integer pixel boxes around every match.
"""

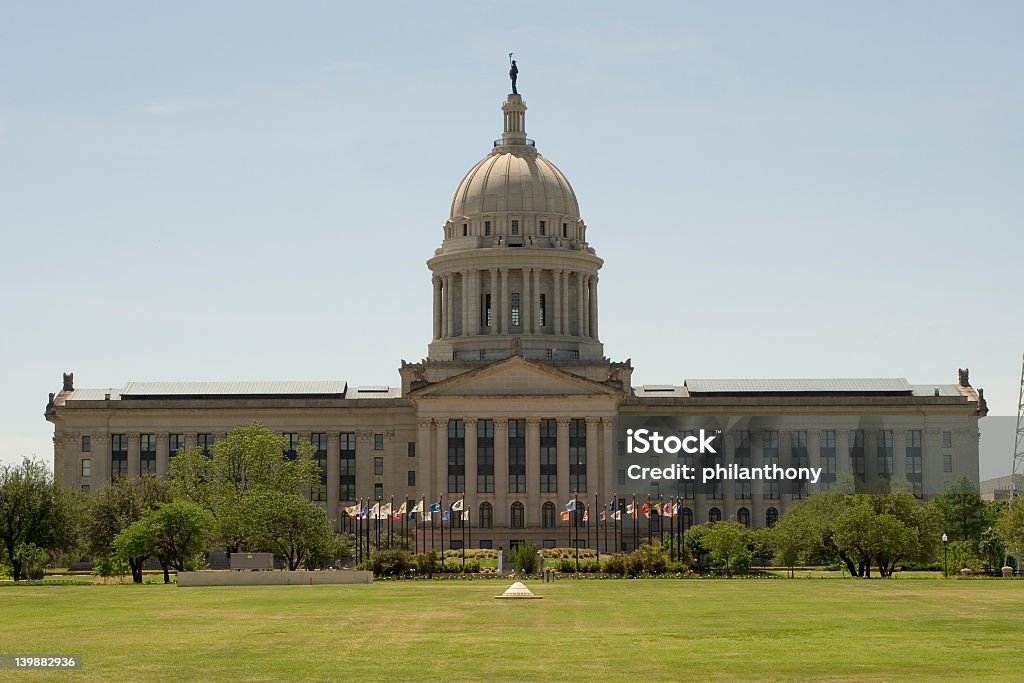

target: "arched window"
[511,502,525,529]
[737,507,750,528]
[766,507,779,528]
[479,502,493,529]
[708,507,722,523]
[681,507,693,530]
[542,502,556,528]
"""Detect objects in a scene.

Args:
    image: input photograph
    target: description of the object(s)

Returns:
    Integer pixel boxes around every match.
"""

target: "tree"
[241,490,333,570]
[144,501,213,581]
[931,476,986,544]
[510,541,539,575]
[997,496,1024,560]
[0,458,79,581]
[768,505,815,577]
[85,475,174,583]
[169,422,321,552]
[703,521,751,577]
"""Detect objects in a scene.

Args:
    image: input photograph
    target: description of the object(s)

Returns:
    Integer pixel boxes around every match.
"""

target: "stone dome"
[450,151,579,219]
[449,93,580,220]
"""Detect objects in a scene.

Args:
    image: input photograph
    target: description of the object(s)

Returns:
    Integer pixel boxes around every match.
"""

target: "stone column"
[522,268,532,335]
[445,274,455,338]
[156,433,169,477]
[893,429,907,491]
[552,269,562,335]
[499,268,510,336]
[327,433,341,526]
[590,275,599,340]
[416,419,433,503]
[583,276,591,338]
[836,429,851,479]
[432,276,443,340]
[865,430,878,486]
[464,418,478,514]
[434,419,448,502]
[469,269,480,337]
[127,432,141,478]
[526,418,540,526]
[494,418,509,525]
[92,435,110,483]
[576,273,585,338]
[602,418,615,506]
[355,431,373,501]
[808,430,822,495]
[750,430,763,529]
[561,271,570,337]
[533,268,542,332]
[460,270,470,338]
[585,418,600,496]
[489,269,498,335]
[556,417,571,496]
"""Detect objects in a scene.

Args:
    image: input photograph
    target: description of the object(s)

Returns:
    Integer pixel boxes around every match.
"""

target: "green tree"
[510,541,539,575]
[703,521,751,577]
[143,501,214,582]
[241,489,333,570]
[931,476,986,544]
[169,422,321,552]
[85,474,174,583]
[112,520,157,581]
[768,504,815,577]
[997,496,1024,560]
[0,458,79,581]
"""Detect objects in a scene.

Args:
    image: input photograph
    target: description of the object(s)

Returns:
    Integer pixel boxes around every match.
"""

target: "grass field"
[2,579,1022,681]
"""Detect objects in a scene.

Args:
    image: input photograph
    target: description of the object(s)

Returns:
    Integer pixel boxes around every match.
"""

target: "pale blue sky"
[1,2,1021,478]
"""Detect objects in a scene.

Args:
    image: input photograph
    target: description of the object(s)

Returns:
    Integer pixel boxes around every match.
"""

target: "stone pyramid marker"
[495,581,542,599]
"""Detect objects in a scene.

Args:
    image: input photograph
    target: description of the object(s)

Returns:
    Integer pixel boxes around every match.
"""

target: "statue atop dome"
[509,56,519,95]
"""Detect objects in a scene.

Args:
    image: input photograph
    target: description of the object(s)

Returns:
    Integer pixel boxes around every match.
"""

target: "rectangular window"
[374,483,383,500]
[407,442,416,457]
[374,433,384,451]
[311,433,328,501]
[511,219,519,235]
[140,434,157,475]
[374,457,384,476]
[477,419,495,493]
[736,481,751,499]
[562,223,567,237]
[198,433,214,456]
[734,431,750,464]
[283,433,299,460]
[340,432,356,501]
[111,434,128,479]
[508,419,526,493]
[169,434,185,460]
[81,484,90,492]
[943,431,953,449]
[791,431,808,467]
[511,293,521,327]
[877,430,893,478]
[485,220,491,236]
[81,435,91,452]
[849,430,865,478]
[569,419,587,493]
[479,539,493,550]
[448,420,466,493]
[820,431,837,474]
[540,418,557,493]
[763,431,779,466]
[408,470,416,487]
[764,481,780,499]
[906,430,923,474]
[539,220,546,235]
[617,469,626,486]
[943,454,953,473]
[462,223,468,236]
[81,458,91,478]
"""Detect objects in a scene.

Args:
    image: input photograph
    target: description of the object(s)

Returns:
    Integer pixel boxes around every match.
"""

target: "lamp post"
[942,533,948,578]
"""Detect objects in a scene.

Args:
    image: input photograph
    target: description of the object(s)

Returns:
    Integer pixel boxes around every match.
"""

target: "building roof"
[119,381,349,398]
[682,378,913,395]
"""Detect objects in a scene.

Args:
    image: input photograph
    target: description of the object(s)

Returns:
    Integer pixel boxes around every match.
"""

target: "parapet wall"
[177,570,373,587]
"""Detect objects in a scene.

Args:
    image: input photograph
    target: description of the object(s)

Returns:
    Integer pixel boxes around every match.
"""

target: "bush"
[602,543,676,577]
[413,551,440,578]
[602,553,628,576]
[370,548,412,577]
[14,544,50,581]
[511,542,539,575]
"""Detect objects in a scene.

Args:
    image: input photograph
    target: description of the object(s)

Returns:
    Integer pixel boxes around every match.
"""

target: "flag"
[613,510,622,520]
[608,499,616,511]
[653,502,662,515]
[583,510,589,523]
[626,503,635,517]
[369,502,380,519]
[565,499,576,511]
[411,500,424,514]
[393,509,403,520]
[344,505,358,517]
[396,501,408,515]
[560,510,570,522]
[662,502,674,517]
[442,510,450,522]
[429,502,441,513]
[601,511,607,522]
[462,510,469,521]
[641,502,651,515]
[379,503,392,518]
[359,503,369,518]
[452,499,464,512]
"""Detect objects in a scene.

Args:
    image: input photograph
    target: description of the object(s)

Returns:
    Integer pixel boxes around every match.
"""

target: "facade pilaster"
[494,418,509,525]
[526,418,540,525]
[327,432,341,525]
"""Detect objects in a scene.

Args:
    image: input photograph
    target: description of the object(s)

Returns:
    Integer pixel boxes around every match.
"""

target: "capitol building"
[45,85,986,551]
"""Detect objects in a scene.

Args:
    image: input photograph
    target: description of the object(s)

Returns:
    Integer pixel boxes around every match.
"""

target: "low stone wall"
[177,570,373,587]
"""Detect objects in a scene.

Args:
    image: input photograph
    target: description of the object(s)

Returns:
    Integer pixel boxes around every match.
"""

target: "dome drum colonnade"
[427,93,604,362]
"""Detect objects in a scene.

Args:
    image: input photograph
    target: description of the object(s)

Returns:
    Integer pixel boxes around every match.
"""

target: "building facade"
[45,91,987,551]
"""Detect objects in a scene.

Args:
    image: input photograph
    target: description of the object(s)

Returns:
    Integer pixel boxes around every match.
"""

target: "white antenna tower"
[1014,353,1024,497]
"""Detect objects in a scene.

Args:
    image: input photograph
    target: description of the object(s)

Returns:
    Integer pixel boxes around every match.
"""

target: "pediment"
[410,356,621,398]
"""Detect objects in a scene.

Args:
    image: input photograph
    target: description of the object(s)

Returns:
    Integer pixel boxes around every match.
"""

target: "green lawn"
[2,579,1021,681]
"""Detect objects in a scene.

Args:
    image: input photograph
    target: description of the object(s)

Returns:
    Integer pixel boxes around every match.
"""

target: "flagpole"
[669,495,675,561]
[467,508,472,564]
[431,498,435,553]
[389,495,394,549]
[439,495,444,558]
[632,495,637,550]
[574,493,580,572]
[461,503,466,570]
[356,499,362,565]
[646,494,652,547]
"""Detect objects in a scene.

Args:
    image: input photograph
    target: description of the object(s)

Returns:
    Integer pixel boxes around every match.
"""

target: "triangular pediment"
[410,356,622,398]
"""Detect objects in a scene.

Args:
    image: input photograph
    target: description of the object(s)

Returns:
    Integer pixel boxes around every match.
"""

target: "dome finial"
[508,53,519,95]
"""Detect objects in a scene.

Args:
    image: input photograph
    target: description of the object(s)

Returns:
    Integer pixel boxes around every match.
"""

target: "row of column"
[416,417,614,528]
[432,268,598,339]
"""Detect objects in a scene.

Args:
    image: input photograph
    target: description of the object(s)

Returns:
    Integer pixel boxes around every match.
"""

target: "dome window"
[539,220,546,236]
[463,223,468,236]
[562,223,568,238]
[511,220,519,235]
[485,221,491,236]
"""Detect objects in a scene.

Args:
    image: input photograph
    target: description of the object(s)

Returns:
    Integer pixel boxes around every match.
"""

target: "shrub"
[602,553,628,576]
[557,558,576,573]
[13,544,50,581]
[413,551,440,578]
[370,548,412,577]
[441,560,464,573]
[511,542,539,575]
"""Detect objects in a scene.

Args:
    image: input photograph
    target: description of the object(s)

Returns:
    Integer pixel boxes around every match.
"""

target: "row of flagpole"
[341,494,693,566]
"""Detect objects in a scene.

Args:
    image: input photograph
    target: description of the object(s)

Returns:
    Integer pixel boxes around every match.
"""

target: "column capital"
[464,417,478,427]
[556,417,572,426]
[526,417,542,426]
[585,416,602,425]
[417,418,433,430]
[494,417,508,427]
[434,418,450,428]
